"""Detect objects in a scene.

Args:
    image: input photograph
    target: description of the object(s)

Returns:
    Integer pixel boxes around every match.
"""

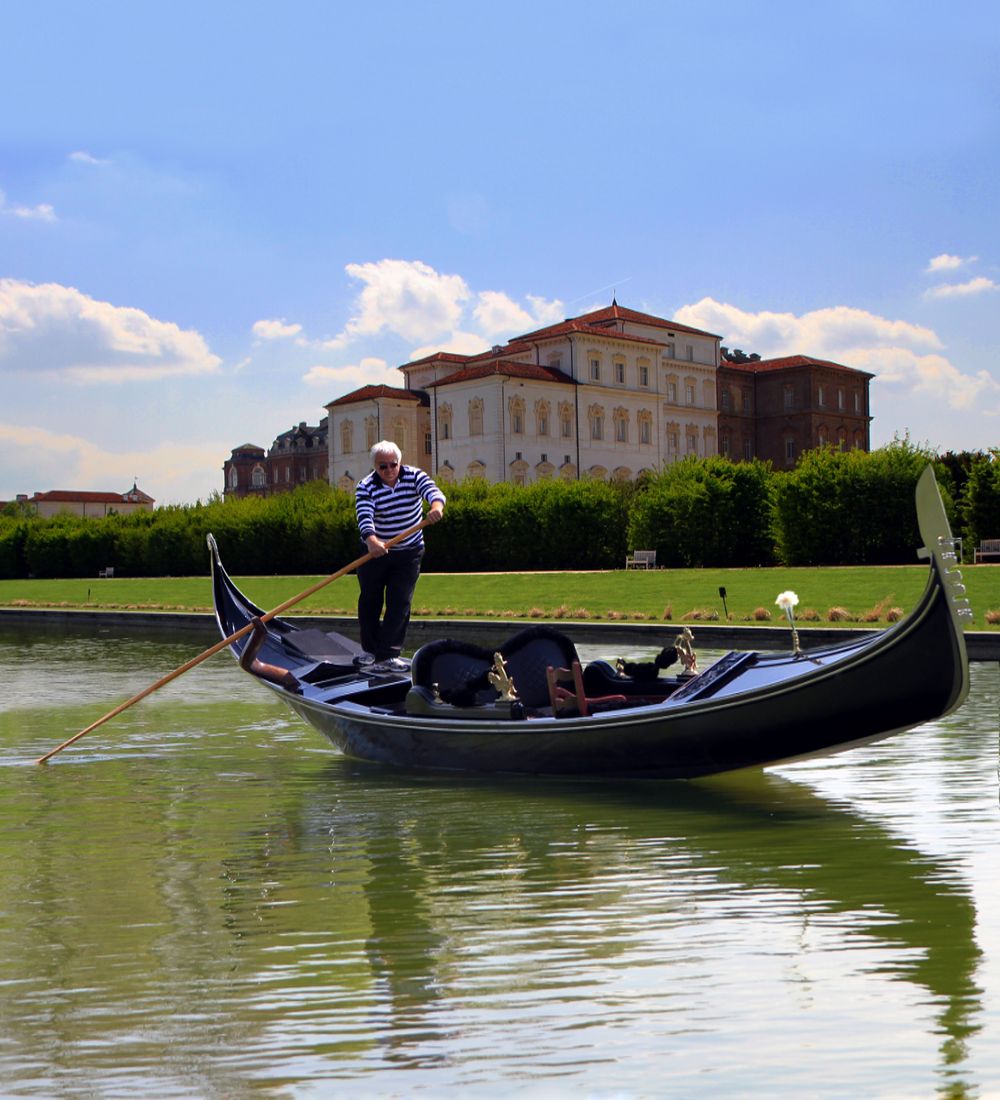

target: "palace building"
[223,301,873,496]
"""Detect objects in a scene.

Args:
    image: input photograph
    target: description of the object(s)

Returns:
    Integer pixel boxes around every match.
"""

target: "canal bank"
[4,606,998,661]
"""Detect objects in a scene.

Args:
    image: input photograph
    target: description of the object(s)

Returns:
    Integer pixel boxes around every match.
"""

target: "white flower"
[775,591,799,611]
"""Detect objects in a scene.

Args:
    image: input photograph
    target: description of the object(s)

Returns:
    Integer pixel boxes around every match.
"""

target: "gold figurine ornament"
[488,652,519,701]
[674,627,698,674]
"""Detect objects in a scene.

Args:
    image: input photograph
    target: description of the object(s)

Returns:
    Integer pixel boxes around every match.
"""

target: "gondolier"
[354,440,445,672]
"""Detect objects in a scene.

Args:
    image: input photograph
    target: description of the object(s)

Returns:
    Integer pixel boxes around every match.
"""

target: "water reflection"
[0,625,997,1097]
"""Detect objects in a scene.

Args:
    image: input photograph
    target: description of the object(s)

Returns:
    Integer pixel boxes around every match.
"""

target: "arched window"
[468,399,484,436]
[613,406,629,443]
[365,416,378,449]
[509,458,529,485]
[638,409,653,445]
[228,465,238,489]
[508,396,525,435]
[589,404,605,441]
[438,403,453,441]
[251,464,266,488]
[535,399,550,437]
[559,401,574,439]
[340,420,353,455]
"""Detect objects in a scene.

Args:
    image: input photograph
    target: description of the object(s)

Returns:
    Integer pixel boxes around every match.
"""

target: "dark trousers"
[356,545,424,659]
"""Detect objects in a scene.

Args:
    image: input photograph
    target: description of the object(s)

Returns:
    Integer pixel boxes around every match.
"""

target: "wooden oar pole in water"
[35,518,432,765]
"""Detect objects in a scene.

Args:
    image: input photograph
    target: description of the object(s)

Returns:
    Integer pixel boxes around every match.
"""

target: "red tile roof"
[428,360,577,387]
[325,384,422,407]
[516,303,721,342]
[401,351,473,368]
[722,354,873,378]
[34,490,132,503]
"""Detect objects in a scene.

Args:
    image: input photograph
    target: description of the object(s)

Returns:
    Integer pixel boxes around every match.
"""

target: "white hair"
[370,440,402,466]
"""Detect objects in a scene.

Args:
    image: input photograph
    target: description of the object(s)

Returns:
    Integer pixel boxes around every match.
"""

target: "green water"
[1,625,999,1097]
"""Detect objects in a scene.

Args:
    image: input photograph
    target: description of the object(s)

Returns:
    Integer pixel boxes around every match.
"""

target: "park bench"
[98,566,115,578]
[625,549,657,569]
[974,540,1000,563]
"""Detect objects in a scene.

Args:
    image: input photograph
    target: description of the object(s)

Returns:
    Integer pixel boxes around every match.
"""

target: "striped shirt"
[355,465,446,550]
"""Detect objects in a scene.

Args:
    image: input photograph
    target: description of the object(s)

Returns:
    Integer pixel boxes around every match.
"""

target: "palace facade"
[224,301,873,497]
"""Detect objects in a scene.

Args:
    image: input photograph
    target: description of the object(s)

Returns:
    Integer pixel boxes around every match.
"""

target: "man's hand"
[427,502,444,524]
[365,535,389,557]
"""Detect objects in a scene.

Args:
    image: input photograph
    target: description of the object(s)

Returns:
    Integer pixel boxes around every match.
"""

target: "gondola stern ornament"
[775,590,803,657]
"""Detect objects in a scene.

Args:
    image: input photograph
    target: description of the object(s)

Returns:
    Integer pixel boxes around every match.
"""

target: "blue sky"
[2,0,998,504]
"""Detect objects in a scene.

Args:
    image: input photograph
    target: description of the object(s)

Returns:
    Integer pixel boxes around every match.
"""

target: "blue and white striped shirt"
[355,465,446,550]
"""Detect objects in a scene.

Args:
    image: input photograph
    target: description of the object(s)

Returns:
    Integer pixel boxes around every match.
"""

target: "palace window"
[535,399,551,437]
[614,359,626,384]
[340,420,353,455]
[638,363,650,387]
[638,410,652,445]
[469,398,484,436]
[614,407,629,443]
[589,404,605,441]
[509,396,525,435]
[437,404,452,443]
[559,402,574,438]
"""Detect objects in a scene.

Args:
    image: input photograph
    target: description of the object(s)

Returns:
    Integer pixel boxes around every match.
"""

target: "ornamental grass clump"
[826,606,853,622]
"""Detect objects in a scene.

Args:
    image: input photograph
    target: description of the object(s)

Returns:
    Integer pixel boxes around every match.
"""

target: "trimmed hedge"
[0,441,985,579]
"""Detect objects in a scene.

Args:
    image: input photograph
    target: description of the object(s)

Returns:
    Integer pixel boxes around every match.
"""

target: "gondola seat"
[409,638,497,706]
[407,625,583,713]
[546,661,627,717]
[582,659,683,700]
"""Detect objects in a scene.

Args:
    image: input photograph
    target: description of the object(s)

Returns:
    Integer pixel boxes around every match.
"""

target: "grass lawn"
[2,564,999,628]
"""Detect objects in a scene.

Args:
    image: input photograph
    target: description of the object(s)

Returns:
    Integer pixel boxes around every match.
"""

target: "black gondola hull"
[210,467,971,778]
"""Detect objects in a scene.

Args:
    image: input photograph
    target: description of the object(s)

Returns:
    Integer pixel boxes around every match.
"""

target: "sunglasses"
[378,462,399,470]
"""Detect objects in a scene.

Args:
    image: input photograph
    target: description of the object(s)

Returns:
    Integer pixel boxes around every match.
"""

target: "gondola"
[210,466,972,778]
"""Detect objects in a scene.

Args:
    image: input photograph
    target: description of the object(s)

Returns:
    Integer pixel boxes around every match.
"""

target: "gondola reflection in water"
[211,467,973,778]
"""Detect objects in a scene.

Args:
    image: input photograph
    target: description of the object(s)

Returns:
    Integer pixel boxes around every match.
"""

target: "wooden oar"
[36,518,432,765]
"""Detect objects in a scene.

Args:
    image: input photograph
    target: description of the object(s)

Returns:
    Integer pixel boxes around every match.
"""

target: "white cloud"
[303,356,399,391]
[675,297,942,357]
[0,188,56,221]
[0,279,221,382]
[329,259,471,347]
[675,296,999,413]
[252,318,303,340]
[409,331,491,360]
[924,277,998,299]
[0,422,223,505]
[926,253,976,273]
[68,150,109,166]
[472,290,566,339]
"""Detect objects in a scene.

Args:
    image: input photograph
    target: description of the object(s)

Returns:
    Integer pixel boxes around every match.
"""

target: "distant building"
[223,419,329,498]
[27,482,155,518]
[717,351,872,468]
